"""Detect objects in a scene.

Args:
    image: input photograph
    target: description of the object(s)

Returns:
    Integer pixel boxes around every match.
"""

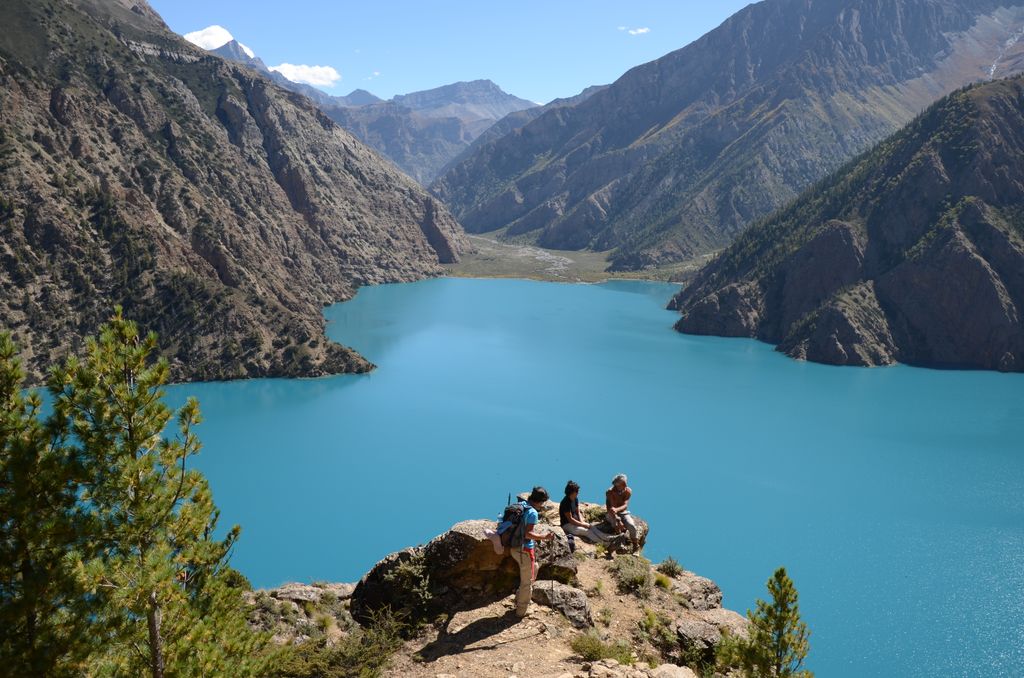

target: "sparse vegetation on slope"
[672,76,1024,372]
[0,0,466,384]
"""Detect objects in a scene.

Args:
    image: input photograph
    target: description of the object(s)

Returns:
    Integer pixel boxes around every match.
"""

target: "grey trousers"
[607,512,639,543]
[509,548,535,615]
[562,523,611,543]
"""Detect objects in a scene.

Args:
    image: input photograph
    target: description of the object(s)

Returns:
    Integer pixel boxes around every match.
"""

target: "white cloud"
[628,27,650,35]
[617,26,627,31]
[238,42,255,58]
[183,25,236,50]
[269,63,342,87]
[365,70,381,81]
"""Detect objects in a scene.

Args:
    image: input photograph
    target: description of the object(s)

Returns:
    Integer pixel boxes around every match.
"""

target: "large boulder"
[350,519,577,624]
[670,570,723,611]
[580,659,698,678]
[269,582,354,605]
[674,616,722,665]
[531,581,593,629]
[695,607,749,639]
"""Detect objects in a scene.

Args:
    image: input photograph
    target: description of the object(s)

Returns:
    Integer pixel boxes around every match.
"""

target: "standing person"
[510,486,555,618]
[559,480,609,551]
[606,473,640,553]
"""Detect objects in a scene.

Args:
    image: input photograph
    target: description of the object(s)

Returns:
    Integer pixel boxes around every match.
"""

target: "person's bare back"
[606,485,631,516]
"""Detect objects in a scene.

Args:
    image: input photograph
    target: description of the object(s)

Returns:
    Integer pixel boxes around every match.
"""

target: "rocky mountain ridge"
[0,0,467,383]
[199,34,536,184]
[670,75,1024,371]
[432,0,1024,270]
[287,78,537,185]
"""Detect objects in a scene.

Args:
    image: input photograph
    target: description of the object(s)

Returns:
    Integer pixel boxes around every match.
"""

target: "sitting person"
[559,480,610,551]
[605,473,640,553]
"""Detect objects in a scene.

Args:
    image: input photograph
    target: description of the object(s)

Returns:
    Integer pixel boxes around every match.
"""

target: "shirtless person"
[605,473,639,553]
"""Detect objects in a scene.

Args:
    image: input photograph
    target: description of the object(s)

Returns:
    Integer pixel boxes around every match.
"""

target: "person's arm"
[572,515,590,528]
[526,524,554,541]
[606,490,624,517]
[525,514,554,542]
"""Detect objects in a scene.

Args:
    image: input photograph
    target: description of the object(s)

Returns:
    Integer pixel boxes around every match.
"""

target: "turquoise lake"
[167,277,1024,677]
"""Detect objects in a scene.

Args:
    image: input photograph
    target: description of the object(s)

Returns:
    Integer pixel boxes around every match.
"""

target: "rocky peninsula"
[248,499,747,678]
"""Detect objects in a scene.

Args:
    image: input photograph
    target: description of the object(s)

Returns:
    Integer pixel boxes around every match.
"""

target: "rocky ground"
[248,500,747,678]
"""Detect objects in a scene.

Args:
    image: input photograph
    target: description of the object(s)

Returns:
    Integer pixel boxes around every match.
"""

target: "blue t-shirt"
[522,504,539,549]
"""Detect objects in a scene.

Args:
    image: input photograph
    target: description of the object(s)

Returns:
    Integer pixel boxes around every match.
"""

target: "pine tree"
[48,309,267,677]
[717,566,813,678]
[0,333,93,676]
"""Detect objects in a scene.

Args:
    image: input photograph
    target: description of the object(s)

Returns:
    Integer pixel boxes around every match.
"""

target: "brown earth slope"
[0,0,467,383]
[671,76,1024,372]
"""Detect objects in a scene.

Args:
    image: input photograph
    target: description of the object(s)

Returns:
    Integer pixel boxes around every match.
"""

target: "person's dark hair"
[564,480,580,496]
[528,486,549,503]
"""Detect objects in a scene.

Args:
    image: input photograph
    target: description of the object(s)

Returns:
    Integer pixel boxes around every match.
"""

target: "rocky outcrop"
[250,510,746,677]
[0,0,467,383]
[579,660,698,678]
[432,0,1024,270]
[245,581,356,643]
[350,519,577,624]
[531,581,593,629]
[672,76,1024,372]
[669,571,723,612]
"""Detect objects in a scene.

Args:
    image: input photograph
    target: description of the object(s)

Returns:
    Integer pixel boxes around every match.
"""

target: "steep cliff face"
[432,0,1024,270]
[0,0,467,383]
[671,76,1024,372]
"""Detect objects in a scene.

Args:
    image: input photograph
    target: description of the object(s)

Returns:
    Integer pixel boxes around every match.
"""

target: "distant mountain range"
[210,39,384,107]
[431,0,1024,271]
[671,75,1024,371]
[203,36,536,183]
[0,0,466,383]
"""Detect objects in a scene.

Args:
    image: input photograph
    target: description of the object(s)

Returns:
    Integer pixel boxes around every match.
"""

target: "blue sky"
[152,1,754,103]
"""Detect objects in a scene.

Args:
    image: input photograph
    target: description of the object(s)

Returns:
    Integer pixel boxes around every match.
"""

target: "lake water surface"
[168,278,1024,677]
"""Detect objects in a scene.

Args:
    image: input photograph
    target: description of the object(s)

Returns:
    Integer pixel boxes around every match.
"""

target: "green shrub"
[638,608,676,657]
[570,631,634,665]
[655,573,672,590]
[657,557,684,578]
[611,554,653,598]
[583,506,607,522]
[271,609,405,678]
[597,607,613,627]
[381,553,433,623]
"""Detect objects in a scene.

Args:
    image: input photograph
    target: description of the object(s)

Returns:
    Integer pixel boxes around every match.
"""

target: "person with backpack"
[559,480,610,551]
[496,486,555,618]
